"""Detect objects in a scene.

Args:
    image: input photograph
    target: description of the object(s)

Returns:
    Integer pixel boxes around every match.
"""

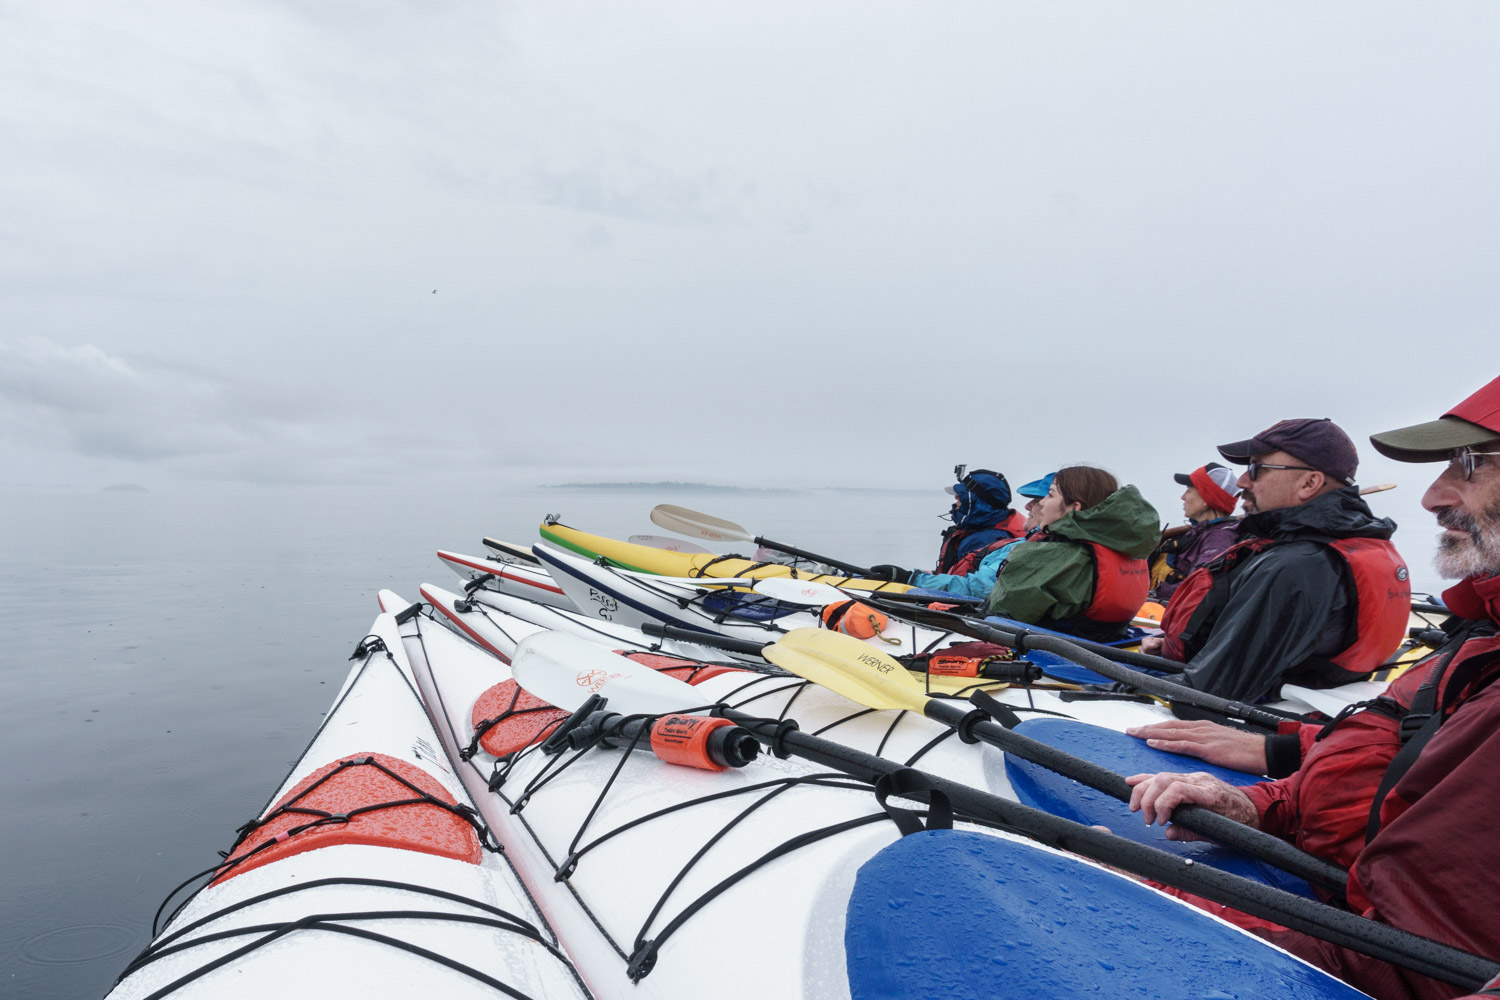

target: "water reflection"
[0,482,941,996]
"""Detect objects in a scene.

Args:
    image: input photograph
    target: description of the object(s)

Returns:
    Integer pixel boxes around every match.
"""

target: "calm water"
[0,482,946,998]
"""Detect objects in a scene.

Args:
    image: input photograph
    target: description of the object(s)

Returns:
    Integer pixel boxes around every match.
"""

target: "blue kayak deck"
[1004,717,1314,897]
[845,829,1364,1000]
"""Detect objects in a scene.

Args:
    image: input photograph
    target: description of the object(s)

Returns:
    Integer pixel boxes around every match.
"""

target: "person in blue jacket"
[927,468,1026,575]
[871,473,1056,600]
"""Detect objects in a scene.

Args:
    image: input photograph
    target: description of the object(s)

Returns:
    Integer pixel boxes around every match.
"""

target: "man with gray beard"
[1124,373,1500,1000]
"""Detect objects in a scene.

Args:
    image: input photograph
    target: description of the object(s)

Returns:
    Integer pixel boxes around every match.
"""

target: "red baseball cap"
[1369,374,1500,463]
[1218,418,1359,485]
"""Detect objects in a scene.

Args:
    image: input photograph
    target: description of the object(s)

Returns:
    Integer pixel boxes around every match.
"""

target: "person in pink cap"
[1148,462,1243,601]
[1125,374,1500,1000]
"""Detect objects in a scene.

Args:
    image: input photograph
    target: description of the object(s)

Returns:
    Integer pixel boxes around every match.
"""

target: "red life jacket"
[1028,536,1151,640]
[937,510,1027,576]
[948,522,1028,577]
[1158,535,1411,680]
[1081,541,1152,621]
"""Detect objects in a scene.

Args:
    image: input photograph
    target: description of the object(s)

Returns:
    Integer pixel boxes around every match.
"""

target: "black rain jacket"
[1179,487,1399,703]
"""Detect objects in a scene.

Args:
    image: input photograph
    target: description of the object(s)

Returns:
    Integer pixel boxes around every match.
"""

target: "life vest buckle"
[1398,711,1433,744]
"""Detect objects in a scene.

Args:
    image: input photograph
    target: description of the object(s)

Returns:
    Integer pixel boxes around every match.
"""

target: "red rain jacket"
[1166,573,1500,1000]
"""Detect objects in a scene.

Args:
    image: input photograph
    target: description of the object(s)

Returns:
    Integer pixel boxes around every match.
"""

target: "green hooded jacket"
[986,484,1162,627]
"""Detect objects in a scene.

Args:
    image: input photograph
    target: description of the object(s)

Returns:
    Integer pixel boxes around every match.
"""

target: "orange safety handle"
[649,715,758,770]
[924,653,984,678]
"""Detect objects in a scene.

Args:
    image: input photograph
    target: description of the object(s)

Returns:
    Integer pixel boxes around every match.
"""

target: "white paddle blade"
[628,533,716,555]
[751,577,848,606]
[512,631,707,717]
[649,504,755,544]
[1278,681,1391,718]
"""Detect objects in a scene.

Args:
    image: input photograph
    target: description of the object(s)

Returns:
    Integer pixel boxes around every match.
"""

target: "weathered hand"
[1124,771,1259,841]
[1125,720,1269,774]
[1138,635,1165,655]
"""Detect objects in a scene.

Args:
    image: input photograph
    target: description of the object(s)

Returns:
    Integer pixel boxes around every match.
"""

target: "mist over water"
[0,481,944,997]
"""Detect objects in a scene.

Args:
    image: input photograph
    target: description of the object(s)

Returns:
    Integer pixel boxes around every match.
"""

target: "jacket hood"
[1044,484,1162,558]
[1239,486,1397,542]
[951,471,1015,529]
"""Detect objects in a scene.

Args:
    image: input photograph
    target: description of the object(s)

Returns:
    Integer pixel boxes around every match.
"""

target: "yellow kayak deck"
[538,521,913,593]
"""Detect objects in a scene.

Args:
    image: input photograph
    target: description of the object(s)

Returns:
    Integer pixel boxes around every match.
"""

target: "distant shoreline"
[540,481,928,494]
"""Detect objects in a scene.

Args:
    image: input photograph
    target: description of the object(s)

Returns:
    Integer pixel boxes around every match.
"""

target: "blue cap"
[1016,473,1055,499]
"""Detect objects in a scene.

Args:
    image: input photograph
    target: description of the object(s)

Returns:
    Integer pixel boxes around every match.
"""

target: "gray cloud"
[0,0,1493,567]
[0,336,290,465]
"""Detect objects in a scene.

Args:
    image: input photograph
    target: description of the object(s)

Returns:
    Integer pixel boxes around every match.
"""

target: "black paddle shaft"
[750,535,873,578]
[964,618,1294,731]
[642,621,770,657]
[639,618,1343,890]
[923,694,1349,894]
[861,595,1187,674]
[719,708,1498,991]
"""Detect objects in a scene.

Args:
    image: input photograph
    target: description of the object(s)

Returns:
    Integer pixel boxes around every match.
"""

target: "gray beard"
[1434,500,1500,579]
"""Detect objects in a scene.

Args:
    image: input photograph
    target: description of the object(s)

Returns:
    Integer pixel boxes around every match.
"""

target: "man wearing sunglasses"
[1144,417,1411,702]
[1124,374,1500,1000]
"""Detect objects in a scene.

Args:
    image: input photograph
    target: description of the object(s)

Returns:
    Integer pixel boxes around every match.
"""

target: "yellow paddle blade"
[764,628,931,714]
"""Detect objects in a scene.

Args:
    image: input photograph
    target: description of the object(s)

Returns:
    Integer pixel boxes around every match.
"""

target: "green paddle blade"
[764,628,930,714]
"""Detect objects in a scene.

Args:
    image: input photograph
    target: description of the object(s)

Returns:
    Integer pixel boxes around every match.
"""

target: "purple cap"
[1218,418,1358,485]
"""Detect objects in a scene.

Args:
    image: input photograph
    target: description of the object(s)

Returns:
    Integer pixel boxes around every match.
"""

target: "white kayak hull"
[401,602,921,998]
[106,613,589,1000]
[438,549,577,611]
[397,603,1367,1000]
[533,542,962,660]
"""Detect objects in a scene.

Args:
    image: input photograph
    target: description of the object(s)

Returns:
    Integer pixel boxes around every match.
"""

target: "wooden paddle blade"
[764,628,928,713]
[649,504,756,544]
[481,537,542,564]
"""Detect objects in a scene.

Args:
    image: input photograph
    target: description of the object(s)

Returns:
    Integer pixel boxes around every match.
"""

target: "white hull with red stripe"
[416,581,747,667]
[437,548,577,611]
[106,613,589,1000]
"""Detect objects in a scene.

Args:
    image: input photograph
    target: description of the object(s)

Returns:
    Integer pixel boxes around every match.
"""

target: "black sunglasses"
[1245,461,1315,482]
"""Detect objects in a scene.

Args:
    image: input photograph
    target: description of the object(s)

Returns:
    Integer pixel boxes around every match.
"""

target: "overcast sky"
[2,2,1497,563]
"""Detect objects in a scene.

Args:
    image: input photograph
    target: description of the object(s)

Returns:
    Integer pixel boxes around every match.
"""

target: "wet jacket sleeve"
[1242,772,1303,840]
[985,541,1096,621]
[908,544,1014,600]
[1178,542,1350,703]
[1253,684,1500,1000]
